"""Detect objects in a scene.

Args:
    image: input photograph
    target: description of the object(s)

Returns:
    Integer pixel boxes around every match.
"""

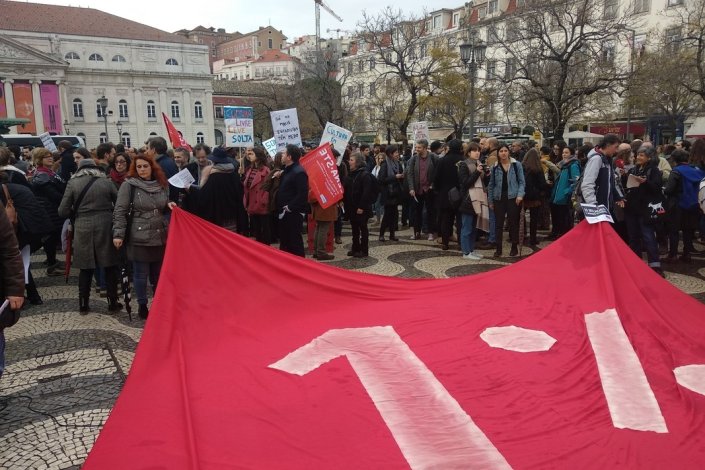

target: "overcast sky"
[40,0,453,40]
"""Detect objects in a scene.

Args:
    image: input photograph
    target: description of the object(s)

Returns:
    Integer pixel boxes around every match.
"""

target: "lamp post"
[116,121,123,145]
[622,27,636,141]
[63,119,70,135]
[98,95,109,142]
[459,32,486,141]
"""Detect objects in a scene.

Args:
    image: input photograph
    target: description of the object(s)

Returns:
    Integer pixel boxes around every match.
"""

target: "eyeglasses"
[115,160,127,165]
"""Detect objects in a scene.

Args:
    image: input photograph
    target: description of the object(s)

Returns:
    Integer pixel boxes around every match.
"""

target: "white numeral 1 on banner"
[270,326,512,470]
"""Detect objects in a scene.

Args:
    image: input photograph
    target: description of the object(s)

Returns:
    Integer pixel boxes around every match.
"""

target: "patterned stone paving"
[1,221,704,469]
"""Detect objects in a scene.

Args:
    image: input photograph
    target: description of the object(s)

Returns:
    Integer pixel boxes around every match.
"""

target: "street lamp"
[620,26,636,141]
[63,119,70,135]
[459,32,486,141]
[98,95,109,142]
[116,121,123,144]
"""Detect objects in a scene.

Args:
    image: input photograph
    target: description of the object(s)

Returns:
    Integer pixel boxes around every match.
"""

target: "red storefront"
[589,122,646,139]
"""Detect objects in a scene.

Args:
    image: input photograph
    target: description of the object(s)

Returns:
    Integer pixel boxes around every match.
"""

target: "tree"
[492,0,633,140]
[356,7,455,145]
[669,0,705,106]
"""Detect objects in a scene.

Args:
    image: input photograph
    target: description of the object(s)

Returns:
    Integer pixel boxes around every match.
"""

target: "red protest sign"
[300,143,344,209]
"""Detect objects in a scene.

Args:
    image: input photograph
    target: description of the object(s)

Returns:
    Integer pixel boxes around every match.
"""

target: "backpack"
[699,177,705,214]
[367,172,381,203]
[675,166,705,210]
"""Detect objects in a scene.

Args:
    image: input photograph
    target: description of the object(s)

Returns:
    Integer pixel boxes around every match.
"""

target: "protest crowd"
[2,132,705,376]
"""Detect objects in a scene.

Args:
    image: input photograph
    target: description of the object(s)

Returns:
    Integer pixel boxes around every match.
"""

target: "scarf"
[35,165,56,177]
[126,177,166,194]
[72,167,106,180]
[385,157,399,178]
[110,168,127,186]
[0,165,25,175]
[557,155,578,169]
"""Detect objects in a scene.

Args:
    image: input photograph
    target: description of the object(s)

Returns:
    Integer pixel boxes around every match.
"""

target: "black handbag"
[448,186,462,206]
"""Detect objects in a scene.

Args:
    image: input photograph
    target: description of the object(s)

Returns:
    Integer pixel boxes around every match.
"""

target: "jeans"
[334,209,343,238]
[133,260,162,306]
[460,213,477,255]
[488,209,496,243]
[94,266,106,290]
[625,213,661,267]
[411,192,436,235]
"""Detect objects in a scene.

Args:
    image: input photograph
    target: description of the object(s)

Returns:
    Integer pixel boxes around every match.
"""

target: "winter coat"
[113,178,169,251]
[523,168,550,202]
[551,158,581,205]
[308,195,338,221]
[276,163,309,214]
[623,163,663,217]
[434,152,464,211]
[458,159,482,214]
[487,158,526,202]
[0,200,24,303]
[189,165,248,232]
[243,166,271,215]
[344,167,376,218]
[0,182,51,250]
[581,148,622,209]
[405,153,440,194]
[58,148,76,182]
[261,168,282,213]
[31,168,66,231]
[58,166,119,269]
[156,153,179,201]
[377,159,404,206]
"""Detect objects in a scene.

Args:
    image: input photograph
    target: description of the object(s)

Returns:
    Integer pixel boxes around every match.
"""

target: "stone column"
[57,80,69,134]
[181,88,192,143]
[133,87,145,147]
[158,87,168,123]
[2,79,16,134]
[205,89,215,146]
[31,79,45,133]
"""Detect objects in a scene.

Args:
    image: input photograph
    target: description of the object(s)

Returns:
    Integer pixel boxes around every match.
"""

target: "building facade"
[174,25,239,72]
[215,27,287,64]
[0,1,216,149]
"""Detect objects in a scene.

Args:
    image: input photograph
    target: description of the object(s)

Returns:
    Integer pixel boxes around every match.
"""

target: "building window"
[121,132,131,148]
[667,0,684,5]
[112,55,126,63]
[488,0,498,14]
[369,57,376,70]
[65,52,80,60]
[505,59,517,80]
[433,15,441,30]
[347,86,354,100]
[369,82,376,96]
[196,132,205,144]
[604,0,618,19]
[486,60,496,79]
[268,38,273,48]
[601,41,616,63]
[666,27,682,52]
[72,98,84,119]
[194,101,203,120]
[96,100,106,118]
[146,100,156,120]
[99,132,108,144]
[357,83,364,99]
[478,6,487,19]
[215,106,224,119]
[452,13,460,27]
[214,129,223,146]
[149,132,158,137]
[166,58,179,65]
[633,0,650,14]
[118,99,128,118]
[171,101,180,120]
[89,53,104,62]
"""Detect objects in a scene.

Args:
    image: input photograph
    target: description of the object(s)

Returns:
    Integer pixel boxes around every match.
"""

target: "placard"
[270,108,302,151]
[300,143,344,209]
[225,106,254,146]
[168,167,196,189]
[581,204,614,224]
[320,122,352,156]
[38,132,58,152]
[263,137,277,157]
[410,121,429,143]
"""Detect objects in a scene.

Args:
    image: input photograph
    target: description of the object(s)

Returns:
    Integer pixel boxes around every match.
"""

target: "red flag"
[300,143,344,209]
[162,112,192,152]
[85,209,705,469]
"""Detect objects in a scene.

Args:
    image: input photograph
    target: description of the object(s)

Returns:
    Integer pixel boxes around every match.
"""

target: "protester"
[623,146,664,276]
[94,143,114,174]
[113,155,174,319]
[371,151,384,225]
[0,200,25,378]
[434,139,464,250]
[57,140,76,181]
[173,147,190,171]
[378,144,404,242]
[186,147,247,233]
[0,147,29,187]
[58,158,121,313]
[522,148,550,248]
[186,144,212,185]
[145,136,178,201]
[309,185,337,261]
[581,134,624,213]
[488,143,525,257]
[665,149,705,262]
[243,146,272,244]
[109,153,131,189]
[405,139,439,241]
[275,144,308,257]
[30,147,66,275]
[549,146,581,239]
[261,151,284,244]
[344,152,376,258]
[458,142,485,260]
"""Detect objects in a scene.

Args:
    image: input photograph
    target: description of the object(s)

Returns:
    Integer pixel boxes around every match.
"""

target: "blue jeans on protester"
[625,213,661,267]
[487,208,496,243]
[460,213,477,255]
[132,260,162,306]
[0,330,5,378]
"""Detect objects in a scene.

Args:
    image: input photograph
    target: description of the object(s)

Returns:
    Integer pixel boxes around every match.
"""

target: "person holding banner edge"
[275,144,308,257]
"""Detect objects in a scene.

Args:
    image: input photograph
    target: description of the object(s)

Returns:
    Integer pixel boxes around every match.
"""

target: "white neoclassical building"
[0,0,215,148]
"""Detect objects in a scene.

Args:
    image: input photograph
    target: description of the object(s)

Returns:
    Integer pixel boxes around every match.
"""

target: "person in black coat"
[434,139,464,250]
[522,149,550,247]
[377,144,404,242]
[30,148,66,274]
[274,144,309,257]
[57,140,76,181]
[344,152,376,257]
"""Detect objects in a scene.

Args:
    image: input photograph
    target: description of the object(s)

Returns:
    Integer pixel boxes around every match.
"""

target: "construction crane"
[315,0,343,53]
[326,28,354,39]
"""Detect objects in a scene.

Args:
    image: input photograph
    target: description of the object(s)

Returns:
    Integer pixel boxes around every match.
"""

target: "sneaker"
[427,234,435,241]
[317,253,335,261]
[462,252,482,260]
[410,233,419,240]
[46,266,63,277]
[470,251,483,259]
[353,251,368,258]
[347,250,356,256]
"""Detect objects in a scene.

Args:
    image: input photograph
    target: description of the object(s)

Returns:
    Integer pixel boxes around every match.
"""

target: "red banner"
[162,112,192,152]
[85,209,705,469]
[12,82,36,134]
[300,143,344,209]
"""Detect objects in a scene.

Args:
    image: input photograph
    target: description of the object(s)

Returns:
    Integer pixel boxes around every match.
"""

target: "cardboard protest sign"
[225,106,254,146]
[410,121,429,143]
[299,143,344,209]
[38,132,57,152]
[320,122,352,156]
[270,108,302,151]
[581,204,615,224]
[263,137,277,157]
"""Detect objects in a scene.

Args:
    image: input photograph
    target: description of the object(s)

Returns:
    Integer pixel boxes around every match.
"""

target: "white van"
[0,134,86,149]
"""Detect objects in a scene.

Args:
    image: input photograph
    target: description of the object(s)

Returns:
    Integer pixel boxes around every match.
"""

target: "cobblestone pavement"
[2,222,704,469]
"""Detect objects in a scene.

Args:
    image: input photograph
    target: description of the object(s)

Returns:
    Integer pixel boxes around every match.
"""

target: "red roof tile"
[0,0,193,44]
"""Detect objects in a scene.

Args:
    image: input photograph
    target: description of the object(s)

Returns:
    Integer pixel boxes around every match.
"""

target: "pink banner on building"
[0,85,7,119]
[12,82,36,134]
[40,83,62,134]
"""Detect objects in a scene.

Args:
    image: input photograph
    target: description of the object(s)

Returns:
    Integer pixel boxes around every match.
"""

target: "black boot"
[138,303,149,320]
[105,267,122,312]
[509,243,519,257]
[79,296,89,314]
[107,297,123,312]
